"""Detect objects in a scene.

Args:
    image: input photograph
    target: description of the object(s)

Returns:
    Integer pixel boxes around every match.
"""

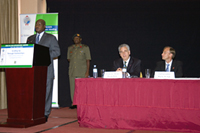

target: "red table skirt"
[74,78,200,132]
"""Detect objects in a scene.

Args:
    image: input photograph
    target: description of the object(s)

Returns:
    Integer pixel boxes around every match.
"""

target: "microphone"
[27,39,34,44]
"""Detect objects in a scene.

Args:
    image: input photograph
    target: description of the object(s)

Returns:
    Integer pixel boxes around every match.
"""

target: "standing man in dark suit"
[113,44,141,77]
[153,46,183,77]
[27,19,60,121]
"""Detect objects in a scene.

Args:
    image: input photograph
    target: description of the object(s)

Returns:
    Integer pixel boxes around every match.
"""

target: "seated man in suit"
[113,44,141,77]
[153,46,183,77]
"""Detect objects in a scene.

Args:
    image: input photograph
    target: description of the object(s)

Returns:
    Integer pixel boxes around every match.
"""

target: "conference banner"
[20,13,59,108]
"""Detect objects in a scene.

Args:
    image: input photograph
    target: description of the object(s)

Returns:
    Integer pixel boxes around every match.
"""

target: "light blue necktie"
[166,64,170,72]
[124,61,127,68]
[36,34,40,44]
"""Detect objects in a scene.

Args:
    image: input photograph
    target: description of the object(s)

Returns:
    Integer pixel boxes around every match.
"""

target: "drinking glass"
[145,69,151,78]
[101,69,106,78]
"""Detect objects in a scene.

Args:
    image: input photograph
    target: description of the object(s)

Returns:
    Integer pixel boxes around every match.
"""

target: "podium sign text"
[104,71,122,78]
[0,44,34,68]
[154,71,175,79]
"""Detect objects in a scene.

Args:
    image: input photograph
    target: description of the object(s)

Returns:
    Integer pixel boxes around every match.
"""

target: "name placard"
[154,71,175,79]
[0,44,34,68]
[104,71,122,78]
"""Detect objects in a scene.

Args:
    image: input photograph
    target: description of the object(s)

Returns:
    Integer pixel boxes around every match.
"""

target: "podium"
[0,44,50,128]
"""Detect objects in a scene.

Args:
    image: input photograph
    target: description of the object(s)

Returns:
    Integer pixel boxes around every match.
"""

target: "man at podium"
[26,19,60,121]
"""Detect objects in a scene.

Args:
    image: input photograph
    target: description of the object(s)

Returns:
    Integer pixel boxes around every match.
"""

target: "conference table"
[73,78,200,132]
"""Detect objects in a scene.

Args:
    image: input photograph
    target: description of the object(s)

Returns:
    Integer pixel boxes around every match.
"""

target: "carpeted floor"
[0,107,181,133]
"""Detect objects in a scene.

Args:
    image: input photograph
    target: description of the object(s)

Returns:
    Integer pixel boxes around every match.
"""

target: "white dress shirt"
[165,60,173,71]
[123,56,130,67]
[36,31,44,42]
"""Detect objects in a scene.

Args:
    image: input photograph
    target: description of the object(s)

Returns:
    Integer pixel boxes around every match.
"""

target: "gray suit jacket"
[27,32,60,79]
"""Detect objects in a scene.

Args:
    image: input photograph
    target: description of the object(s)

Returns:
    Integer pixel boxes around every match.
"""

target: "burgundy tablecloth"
[73,78,200,132]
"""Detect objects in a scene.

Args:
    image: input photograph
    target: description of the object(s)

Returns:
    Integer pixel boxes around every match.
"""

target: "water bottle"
[93,65,98,78]
[122,64,127,78]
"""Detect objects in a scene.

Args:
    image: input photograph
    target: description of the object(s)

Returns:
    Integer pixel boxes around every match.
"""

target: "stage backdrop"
[47,0,200,107]
[20,13,59,108]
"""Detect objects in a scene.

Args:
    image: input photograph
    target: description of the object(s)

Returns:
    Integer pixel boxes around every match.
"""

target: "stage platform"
[0,107,180,133]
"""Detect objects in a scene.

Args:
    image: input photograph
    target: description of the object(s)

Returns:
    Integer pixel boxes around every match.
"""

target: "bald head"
[35,19,46,33]
[36,19,46,25]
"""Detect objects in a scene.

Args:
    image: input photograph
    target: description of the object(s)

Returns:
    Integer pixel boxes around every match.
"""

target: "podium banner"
[0,44,34,68]
[20,13,59,108]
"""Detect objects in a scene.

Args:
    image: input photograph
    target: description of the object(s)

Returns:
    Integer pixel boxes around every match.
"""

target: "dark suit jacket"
[26,32,60,79]
[113,56,141,77]
[153,60,183,78]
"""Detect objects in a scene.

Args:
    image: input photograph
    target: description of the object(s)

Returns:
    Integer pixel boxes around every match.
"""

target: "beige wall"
[19,0,46,14]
